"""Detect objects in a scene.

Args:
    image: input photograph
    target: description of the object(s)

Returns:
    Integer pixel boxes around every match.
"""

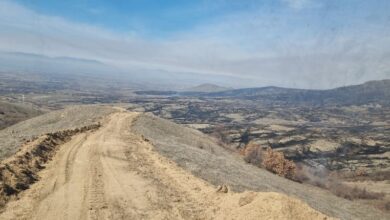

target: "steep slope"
[0,101,43,130]
[0,110,331,220]
[132,113,389,220]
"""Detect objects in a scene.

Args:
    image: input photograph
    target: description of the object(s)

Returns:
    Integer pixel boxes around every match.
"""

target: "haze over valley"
[0,0,389,219]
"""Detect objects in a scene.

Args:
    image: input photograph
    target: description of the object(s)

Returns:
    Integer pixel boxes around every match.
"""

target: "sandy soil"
[0,111,332,220]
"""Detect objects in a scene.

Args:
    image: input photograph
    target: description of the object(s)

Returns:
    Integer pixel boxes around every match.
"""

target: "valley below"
[0,72,389,219]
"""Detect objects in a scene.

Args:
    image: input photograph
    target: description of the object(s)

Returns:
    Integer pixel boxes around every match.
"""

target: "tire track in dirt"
[0,111,334,220]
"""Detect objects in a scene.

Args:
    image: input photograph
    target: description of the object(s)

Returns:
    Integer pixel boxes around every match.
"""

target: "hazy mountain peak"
[184,83,231,93]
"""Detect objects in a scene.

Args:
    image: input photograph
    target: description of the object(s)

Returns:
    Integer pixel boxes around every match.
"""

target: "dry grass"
[334,170,390,182]
[326,181,385,200]
[0,101,43,130]
[241,142,386,205]
[381,201,390,211]
[133,114,388,219]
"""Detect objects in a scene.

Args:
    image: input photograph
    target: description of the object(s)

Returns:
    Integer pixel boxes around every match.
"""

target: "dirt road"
[0,111,332,220]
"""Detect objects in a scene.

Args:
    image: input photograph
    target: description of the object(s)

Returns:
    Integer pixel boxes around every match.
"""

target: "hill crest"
[184,83,231,93]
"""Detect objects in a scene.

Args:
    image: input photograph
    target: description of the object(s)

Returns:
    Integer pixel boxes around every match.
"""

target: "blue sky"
[13,0,276,37]
[1,0,390,88]
[13,0,390,39]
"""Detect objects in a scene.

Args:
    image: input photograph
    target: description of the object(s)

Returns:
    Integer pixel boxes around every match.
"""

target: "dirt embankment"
[0,105,116,161]
[0,111,333,220]
[0,124,100,208]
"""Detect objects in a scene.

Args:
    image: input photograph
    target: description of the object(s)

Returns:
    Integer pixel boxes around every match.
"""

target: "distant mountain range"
[136,80,390,106]
[205,79,390,105]
[0,51,249,91]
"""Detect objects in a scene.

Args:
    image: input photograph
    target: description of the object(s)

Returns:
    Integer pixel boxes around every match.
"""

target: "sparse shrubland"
[241,141,386,206]
[326,181,384,200]
[334,170,390,182]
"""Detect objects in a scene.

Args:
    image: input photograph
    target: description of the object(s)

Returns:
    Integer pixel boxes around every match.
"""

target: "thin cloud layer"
[0,0,389,89]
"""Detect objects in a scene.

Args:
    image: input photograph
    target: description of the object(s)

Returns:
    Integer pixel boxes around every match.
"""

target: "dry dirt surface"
[0,111,332,220]
[0,105,116,161]
[132,114,389,220]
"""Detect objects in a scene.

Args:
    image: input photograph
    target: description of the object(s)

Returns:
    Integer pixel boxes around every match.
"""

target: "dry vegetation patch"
[242,142,296,179]
[241,141,387,209]
[262,147,296,180]
[326,181,385,200]
[132,114,388,219]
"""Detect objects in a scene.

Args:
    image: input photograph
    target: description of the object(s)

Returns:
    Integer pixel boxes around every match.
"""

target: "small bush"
[242,141,264,165]
[241,143,297,180]
[261,147,297,180]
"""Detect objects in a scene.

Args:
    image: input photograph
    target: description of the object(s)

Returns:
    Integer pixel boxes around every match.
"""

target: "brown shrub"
[241,141,264,165]
[261,147,296,179]
[240,143,386,203]
[241,143,297,180]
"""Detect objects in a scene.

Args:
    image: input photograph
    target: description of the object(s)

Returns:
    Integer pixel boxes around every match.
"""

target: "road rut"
[0,111,332,220]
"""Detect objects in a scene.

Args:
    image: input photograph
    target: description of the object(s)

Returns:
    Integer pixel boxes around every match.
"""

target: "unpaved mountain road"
[0,111,332,220]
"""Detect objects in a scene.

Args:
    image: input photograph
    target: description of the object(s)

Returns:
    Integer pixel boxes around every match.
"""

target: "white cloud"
[0,0,389,89]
